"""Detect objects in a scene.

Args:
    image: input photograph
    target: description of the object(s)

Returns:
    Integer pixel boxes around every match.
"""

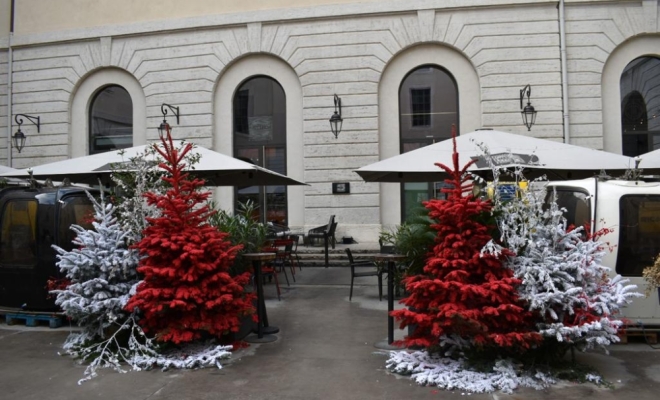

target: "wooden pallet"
[617,329,659,344]
[1,309,63,329]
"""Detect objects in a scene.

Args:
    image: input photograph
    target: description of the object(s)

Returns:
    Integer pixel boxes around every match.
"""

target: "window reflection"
[399,65,458,222]
[0,200,38,267]
[620,57,660,156]
[89,85,133,154]
[233,76,288,225]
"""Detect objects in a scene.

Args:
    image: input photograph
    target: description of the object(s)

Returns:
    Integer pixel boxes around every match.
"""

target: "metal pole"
[387,260,394,344]
[252,259,265,338]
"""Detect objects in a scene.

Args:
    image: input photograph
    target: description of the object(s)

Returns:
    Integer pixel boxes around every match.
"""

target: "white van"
[546,177,660,326]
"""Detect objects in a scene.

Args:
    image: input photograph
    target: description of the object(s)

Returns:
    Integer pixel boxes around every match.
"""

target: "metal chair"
[259,247,285,301]
[345,248,383,301]
[272,239,297,282]
[307,216,338,268]
[289,234,303,271]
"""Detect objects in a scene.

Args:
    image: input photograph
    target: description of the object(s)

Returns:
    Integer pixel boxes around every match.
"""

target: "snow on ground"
[387,350,560,394]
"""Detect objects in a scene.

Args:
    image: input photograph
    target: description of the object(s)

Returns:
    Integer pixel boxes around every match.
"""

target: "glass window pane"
[620,57,660,156]
[544,189,591,230]
[410,88,431,127]
[233,77,286,147]
[399,65,458,222]
[1,200,38,267]
[57,195,95,252]
[616,195,660,276]
[89,85,133,154]
[233,76,287,225]
[400,65,458,142]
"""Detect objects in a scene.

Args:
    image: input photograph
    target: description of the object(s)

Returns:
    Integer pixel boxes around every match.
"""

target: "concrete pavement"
[1,264,659,399]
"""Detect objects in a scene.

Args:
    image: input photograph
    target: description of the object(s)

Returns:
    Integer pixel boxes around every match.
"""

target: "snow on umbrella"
[0,143,306,187]
[355,130,638,182]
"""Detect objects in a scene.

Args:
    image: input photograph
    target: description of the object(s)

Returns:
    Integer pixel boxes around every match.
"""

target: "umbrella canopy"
[638,148,660,170]
[0,143,306,187]
[0,165,17,174]
[355,130,638,182]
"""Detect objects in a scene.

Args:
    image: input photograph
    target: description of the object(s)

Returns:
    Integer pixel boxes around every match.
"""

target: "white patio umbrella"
[355,130,639,182]
[0,165,17,174]
[0,143,306,187]
[638,148,660,170]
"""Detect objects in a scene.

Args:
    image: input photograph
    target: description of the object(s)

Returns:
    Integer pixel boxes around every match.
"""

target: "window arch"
[399,65,458,220]
[620,57,660,156]
[89,85,133,154]
[214,54,303,230]
[233,76,288,225]
[70,68,146,158]
[601,36,659,154]
[378,44,480,228]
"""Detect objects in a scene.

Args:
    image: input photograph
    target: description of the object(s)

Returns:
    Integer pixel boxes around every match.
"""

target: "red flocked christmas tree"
[392,127,541,353]
[125,129,255,344]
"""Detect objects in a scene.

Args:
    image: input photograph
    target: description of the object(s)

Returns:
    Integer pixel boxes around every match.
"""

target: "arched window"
[89,85,133,154]
[620,57,660,156]
[399,65,458,220]
[233,76,287,225]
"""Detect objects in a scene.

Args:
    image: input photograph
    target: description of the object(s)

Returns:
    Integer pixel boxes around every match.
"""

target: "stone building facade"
[1,0,659,241]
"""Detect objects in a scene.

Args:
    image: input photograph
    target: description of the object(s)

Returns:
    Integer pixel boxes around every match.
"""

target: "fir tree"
[125,130,255,344]
[393,130,541,353]
[51,191,139,339]
[489,181,641,352]
[111,146,166,245]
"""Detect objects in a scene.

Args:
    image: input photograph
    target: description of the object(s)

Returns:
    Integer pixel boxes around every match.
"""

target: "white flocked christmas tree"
[51,190,140,340]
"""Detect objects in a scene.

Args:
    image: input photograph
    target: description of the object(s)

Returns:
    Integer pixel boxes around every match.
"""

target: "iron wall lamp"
[158,103,180,139]
[329,94,343,139]
[13,114,41,153]
[519,84,537,131]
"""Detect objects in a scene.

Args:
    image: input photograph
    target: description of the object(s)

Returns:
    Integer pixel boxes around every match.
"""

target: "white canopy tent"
[0,143,306,187]
[638,148,660,171]
[355,130,640,182]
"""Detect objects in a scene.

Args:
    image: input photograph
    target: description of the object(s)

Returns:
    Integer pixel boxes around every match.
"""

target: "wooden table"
[373,253,407,345]
[243,252,279,342]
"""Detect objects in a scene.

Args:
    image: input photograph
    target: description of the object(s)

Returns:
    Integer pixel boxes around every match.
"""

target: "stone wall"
[0,0,658,241]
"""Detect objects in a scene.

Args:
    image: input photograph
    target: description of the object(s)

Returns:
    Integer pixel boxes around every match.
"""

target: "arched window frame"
[378,44,480,228]
[232,75,288,225]
[88,84,134,154]
[398,64,459,221]
[602,37,660,154]
[214,55,304,230]
[70,68,146,157]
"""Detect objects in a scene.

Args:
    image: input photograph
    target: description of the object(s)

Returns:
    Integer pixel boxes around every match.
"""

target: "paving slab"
[1,266,659,400]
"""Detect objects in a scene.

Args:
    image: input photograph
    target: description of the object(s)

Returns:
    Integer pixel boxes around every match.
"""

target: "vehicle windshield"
[616,195,660,277]
[544,188,591,230]
[58,195,95,251]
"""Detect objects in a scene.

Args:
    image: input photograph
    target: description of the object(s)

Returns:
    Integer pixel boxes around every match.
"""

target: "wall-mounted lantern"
[13,114,41,153]
[158,103,180,140]
[329,94,343,139]
[520,84,537,131]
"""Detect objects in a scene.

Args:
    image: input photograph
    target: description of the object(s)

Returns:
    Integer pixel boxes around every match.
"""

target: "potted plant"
[208,200,269,276]
[378,206,436,298]
[642,253,660,302]
[208,200,269,341]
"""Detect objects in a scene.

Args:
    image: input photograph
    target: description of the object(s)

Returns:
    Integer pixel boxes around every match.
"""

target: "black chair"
[346,248,383,301]
[307,216,338,268]
[289,234,303,271]
[378,238,395,254]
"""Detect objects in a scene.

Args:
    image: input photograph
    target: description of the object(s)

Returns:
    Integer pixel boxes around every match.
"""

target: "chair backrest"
[272,239,291,247]
[345,247,355,264]
[325,215,335,234]
[327,221,338,236]
[289,234,299,251]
